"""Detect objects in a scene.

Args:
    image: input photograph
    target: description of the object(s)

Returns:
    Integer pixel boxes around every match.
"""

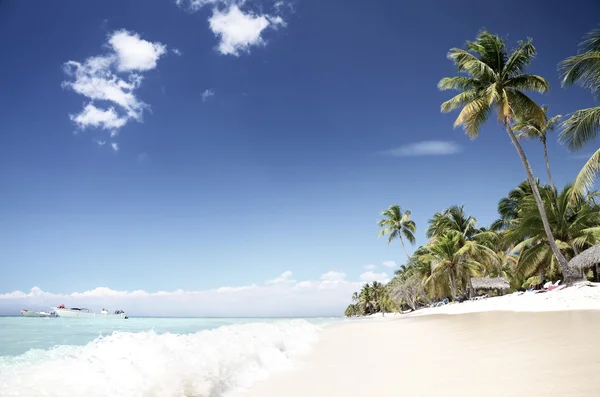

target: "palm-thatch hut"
[569,244,600,281]
[470,277,510,297]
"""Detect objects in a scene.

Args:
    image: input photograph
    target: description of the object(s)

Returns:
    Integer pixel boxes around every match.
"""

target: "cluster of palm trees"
[344,28,600,317]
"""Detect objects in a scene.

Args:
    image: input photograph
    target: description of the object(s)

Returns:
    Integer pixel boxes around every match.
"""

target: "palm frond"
[502,38,536,77]
[453,93,493,138]
[560,28,600,97]
[438,77,480,91]
[447,48,496,79]
[505,74,550,94]
[559,106,600,150]
[505,90,547,126]
[570,148,600,201]
[516,243,548,277]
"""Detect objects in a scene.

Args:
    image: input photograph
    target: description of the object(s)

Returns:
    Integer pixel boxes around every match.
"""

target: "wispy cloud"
[62,30,167,148]
[382,261,397,268]
[320,271,346,282]
[381,140,462,157]
[265,270,295,285]
[202,89,215,102]
[359,271,389,283]
[177,1,288,56]
[172,48,182,56]
[0,270,375,317]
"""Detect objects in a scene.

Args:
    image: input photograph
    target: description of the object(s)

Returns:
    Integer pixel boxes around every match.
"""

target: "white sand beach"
[239,285,600,397]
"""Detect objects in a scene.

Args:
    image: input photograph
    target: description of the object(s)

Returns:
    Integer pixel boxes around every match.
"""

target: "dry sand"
[239,288,600,397]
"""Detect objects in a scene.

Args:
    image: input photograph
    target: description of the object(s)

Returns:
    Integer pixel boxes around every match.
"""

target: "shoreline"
[238,285,600,397]
[240,309,600,397]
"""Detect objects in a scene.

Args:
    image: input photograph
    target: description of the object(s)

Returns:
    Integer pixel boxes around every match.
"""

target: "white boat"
[20,309,56,318]
[53,306,128,319]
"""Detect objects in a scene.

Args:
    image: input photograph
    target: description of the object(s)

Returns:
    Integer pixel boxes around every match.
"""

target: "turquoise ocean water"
[0,315,339,396]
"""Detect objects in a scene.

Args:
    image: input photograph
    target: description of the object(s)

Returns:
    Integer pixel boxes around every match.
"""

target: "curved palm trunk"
[504,123,582,284]
[399,237,410,259]
[541,139,556,191]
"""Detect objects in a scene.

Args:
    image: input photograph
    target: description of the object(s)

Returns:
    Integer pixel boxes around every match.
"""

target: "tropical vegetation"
[345,28,600,317]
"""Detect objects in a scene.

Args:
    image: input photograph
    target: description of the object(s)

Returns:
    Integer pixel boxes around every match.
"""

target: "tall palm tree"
[514,106,561,190]
[439,30,579,282]
[559,28,600,201]
[377,205,417,260]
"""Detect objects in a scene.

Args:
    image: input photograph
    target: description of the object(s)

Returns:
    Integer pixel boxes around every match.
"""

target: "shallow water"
[0,316,338,396]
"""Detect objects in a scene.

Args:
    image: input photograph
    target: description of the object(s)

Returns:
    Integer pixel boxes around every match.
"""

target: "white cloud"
[62,30,167,147]
[70,104,128,130]
[209,6,271,56]
[320,271,346,282]
[202,89,215,102]
[382,261,397,268]
[364,264,376,270]
[176,1,287,56]
[269,15,287,29]
[265,270,294,285]
[359,271,389,283]
[172,48,182,56]
[108,30,167,72]
[111,142,119,152]
[175,0,219,12]
[0,271,371,317]
[96,140,107,146]
[382,141,462,157]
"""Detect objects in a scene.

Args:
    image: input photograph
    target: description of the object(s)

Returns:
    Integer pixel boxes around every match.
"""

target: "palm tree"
[559,28,600,201]
[377,205,417,260]
[439,30,579,282]
[491,180,536,231]
[514,106,561,190]
[422,234,493,300]
[427,205,479,240]
[506,184,600,281]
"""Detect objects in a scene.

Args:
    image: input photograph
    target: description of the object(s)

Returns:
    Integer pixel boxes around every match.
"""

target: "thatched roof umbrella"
[569,244,600,270]
[470,277,510,294]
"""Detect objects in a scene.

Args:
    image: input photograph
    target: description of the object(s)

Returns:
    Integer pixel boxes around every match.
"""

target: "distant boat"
[20,309,56,318]
[52,305,128,319]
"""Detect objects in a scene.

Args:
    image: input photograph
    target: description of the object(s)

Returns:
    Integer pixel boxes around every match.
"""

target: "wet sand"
[240,311,600,397]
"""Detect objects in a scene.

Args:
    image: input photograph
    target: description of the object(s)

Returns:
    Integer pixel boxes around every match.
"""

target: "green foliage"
[559,28,600,199]
[344,281,394,317]
[504,184,600,281]
[377,205,417,258]
[440,31,549,137]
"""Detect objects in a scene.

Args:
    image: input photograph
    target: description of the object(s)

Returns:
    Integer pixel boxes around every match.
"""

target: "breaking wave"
[0,320,320,397]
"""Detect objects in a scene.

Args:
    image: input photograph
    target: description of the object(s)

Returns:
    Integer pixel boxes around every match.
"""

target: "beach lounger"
[547,284,566,292]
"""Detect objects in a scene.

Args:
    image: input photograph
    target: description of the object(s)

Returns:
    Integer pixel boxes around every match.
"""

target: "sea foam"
[0,320,320,397]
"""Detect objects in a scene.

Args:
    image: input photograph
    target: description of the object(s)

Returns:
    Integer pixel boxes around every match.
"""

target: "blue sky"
[1,0,599,315]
